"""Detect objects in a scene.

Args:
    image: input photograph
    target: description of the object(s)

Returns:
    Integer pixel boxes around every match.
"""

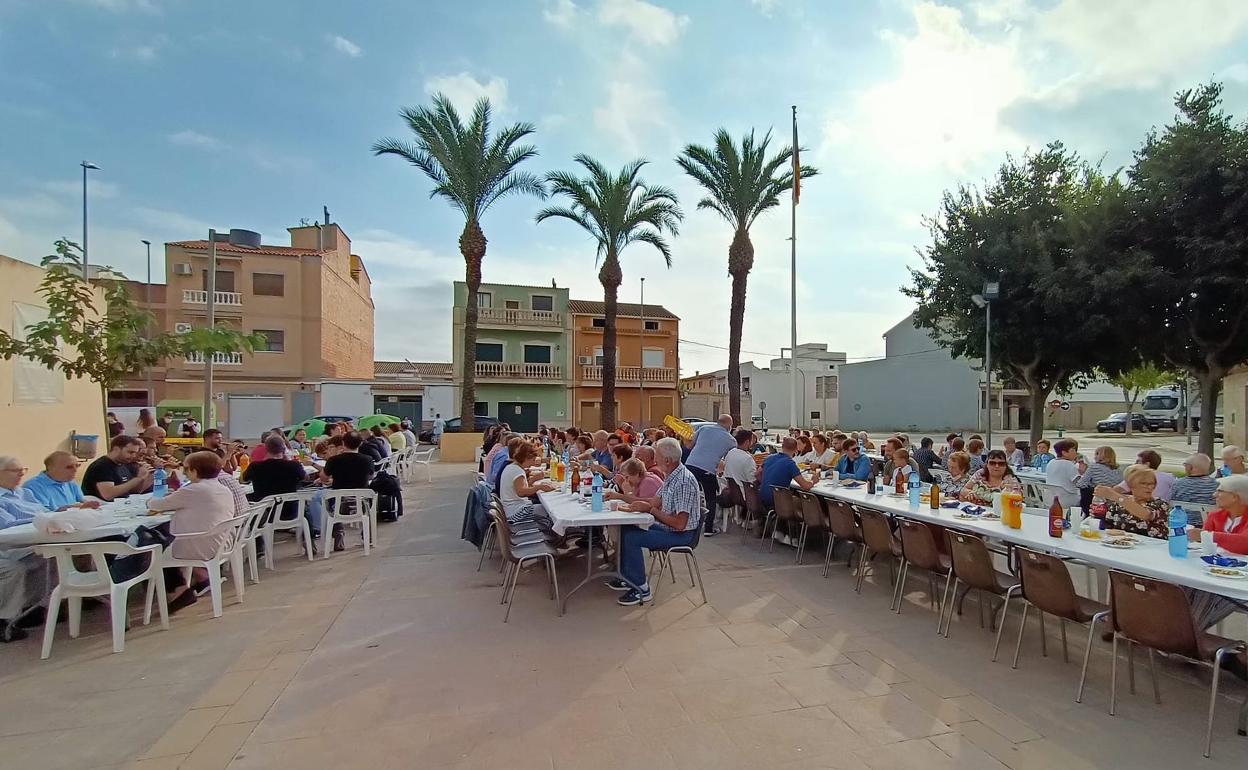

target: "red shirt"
[1203,509,1248,554]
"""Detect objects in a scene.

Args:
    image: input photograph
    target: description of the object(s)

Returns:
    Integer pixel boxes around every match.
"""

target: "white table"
[0,495,171,548]
[1014,467,1047,484]
[537,490,653,610]
[800,479,1248,602]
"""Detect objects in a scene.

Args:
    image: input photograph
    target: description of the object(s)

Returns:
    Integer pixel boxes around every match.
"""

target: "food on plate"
[1105,529,1127,537]
[1104,537,1135,547]
[1078,530,1102,540]
[1208,566,1245,578]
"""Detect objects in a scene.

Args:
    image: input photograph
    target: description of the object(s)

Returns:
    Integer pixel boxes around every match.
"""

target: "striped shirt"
[1078,463,1123,490]
[1172,474,1218,506]
[657,463,702,533]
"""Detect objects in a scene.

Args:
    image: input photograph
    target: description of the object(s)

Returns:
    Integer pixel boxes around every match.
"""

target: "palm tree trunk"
[600,253,622,432]
[460,219,487,433]
[726,228,755,429]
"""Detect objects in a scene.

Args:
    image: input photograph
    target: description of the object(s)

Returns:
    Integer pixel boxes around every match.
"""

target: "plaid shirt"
[657,463,702,532]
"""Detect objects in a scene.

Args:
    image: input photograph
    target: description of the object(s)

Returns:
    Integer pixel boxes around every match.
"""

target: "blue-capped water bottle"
[908,471,921,507]
[1169,505,1189,558]
[152,467,168,499]
[591,472,604,512]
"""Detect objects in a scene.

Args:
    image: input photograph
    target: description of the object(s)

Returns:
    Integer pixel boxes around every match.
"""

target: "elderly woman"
[959,449,1022,505]
[1095,464,1170,539]
[943,451,973,499]
[1221,446,1247,477]
[605,457,663,509]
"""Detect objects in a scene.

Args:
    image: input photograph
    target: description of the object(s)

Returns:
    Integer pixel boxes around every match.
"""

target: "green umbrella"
[285,418,327,438]
[357,414,402,432]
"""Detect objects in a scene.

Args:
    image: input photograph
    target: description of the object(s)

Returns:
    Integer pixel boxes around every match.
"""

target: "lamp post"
[80,161,100,280]
[142,239,152,409]
[639,276,646,429]
[971,281,1000,449]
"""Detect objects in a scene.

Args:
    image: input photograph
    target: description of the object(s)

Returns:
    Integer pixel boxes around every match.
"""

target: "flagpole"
[789,104,798,430]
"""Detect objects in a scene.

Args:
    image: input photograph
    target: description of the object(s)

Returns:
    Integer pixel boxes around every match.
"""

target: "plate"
[1102,539,1136,549]
[1207,567,1248,579]
[953,513,980,520]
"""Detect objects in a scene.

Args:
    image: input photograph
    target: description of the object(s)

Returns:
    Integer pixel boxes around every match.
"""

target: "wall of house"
[473,383,569,426]
[1225,369,1247,450]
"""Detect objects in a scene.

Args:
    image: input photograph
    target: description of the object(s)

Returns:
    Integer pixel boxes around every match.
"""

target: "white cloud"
[597,0,689,46]
[543,0,579,29]
[592,80,674,157]
[167,130,223,150]
[329,34,362,58]
[424,72,509,114]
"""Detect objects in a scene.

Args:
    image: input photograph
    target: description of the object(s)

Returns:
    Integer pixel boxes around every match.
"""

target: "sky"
[2,0,1248,377]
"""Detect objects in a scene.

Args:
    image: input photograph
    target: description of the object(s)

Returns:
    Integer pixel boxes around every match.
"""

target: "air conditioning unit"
[172,263,193,276]
[174,323,192,334]
[578,356,595,365]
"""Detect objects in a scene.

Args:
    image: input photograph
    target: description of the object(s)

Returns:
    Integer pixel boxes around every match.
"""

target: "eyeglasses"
[0,466,26,473]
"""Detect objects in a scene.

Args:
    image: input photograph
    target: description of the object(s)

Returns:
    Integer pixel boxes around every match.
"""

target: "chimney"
[323,205,330,225]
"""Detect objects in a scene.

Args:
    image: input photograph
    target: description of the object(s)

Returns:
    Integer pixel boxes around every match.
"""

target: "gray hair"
[1186,453,1213,475]
[0,455,20,470]
[654,437,682,463]
[1224,445,1245,461]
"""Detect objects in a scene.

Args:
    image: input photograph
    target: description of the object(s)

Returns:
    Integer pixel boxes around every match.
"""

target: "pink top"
[636,472,663,500]
[149,479,236,560]
[250,444,269,463]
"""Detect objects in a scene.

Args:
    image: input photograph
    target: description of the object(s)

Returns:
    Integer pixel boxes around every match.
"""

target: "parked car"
[1096,412,1150,433]
[419,415,502,443]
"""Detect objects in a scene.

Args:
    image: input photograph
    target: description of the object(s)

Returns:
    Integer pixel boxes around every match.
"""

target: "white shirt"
[722,448,757,488]
[499,463,530,518]
[810,448,837,467]
[1045,458,1081,494]
[433,417,446,433]
[1006,448,1025,466]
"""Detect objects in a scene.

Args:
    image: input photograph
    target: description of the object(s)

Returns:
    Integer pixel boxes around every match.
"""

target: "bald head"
[717,414,733,430]
[636,445,656,466]
[781,437,799,455]
[44,451,81,483]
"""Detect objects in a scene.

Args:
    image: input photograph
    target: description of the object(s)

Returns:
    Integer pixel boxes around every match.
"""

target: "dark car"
[1096,412,1150,433]
[418,415,501,443]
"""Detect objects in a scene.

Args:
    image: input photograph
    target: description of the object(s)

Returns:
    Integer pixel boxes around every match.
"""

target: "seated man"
[0,456,50,642]
[834,438,872,480]
[608,438,704,606]
[24,451,101,511]
[759,437,817,512]
[1172,453,1219,509]
[82,435,153,501]
[635,445,664,479]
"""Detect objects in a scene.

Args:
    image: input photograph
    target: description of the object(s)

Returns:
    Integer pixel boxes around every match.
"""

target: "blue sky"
[2,0,1247,376]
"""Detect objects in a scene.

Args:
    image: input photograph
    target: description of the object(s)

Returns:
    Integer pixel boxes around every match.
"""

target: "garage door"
[227,396,285,441]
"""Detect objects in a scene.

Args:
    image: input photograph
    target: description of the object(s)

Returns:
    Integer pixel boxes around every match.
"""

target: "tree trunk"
[599,253,622,432]
[1025,384,1051,448]
[726,228,753,429]
[459,219,487,433]
[1121,388,1134,436]
[1196,369,1222,457]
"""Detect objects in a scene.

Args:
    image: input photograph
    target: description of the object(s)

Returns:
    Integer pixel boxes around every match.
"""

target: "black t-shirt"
[82,456,136,498]
[358,441,384,465]
[242,458,307,502]
[323,451,374,489]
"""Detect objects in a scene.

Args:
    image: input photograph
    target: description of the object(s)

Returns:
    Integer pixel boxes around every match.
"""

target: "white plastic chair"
[410,447,438,483]
[263,490,316,566]
[236,500,274,584]
[34,541,169,658]
[320,489,377,559]
[144,512,252,618]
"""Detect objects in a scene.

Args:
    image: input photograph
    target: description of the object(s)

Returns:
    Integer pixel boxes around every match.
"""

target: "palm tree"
[537,156,682,431]
[676,129,817,426]
[373,95,545,432]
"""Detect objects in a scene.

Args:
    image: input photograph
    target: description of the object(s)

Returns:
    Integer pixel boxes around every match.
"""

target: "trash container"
[71,433,98,460]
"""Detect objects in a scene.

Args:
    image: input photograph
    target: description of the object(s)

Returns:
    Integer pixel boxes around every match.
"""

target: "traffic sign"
[1060,401,1071,411]
[1048,399,1061,409]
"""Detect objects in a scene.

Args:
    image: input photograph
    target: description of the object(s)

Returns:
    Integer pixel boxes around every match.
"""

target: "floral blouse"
[1104,496,1171,539]
[958,469,1023,505]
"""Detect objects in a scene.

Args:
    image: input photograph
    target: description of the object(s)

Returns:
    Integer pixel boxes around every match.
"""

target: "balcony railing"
[581,365,676,384]
[184,352,243,365]
[183,290,242,306]
[475,361,562,379]
[477,307,562,327]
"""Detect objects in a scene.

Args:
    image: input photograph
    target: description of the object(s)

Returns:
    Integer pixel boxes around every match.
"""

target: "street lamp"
[971,280,1000,449]
[80,161,100,280]
[639,276,646,429]
[203,228,261,430]
[142,239,152,410]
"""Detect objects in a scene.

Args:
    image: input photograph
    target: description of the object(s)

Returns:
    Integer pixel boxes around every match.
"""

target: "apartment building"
[451,282,573,432]
[372,360,454,428]
[115,222,375,439]
[569,300,680,430]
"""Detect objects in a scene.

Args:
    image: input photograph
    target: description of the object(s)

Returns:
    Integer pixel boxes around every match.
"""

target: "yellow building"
[0,254,106,470]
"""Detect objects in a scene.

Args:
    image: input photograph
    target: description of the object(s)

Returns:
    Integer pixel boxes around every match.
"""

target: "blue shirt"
[592,449,613,472]
[686,424,736,473]
[0,486,46,530]
[759,453,801,507]
[1031,453,1054,469]
[488,448,511,482]
[835,453,872,481]
[23,472,84,510]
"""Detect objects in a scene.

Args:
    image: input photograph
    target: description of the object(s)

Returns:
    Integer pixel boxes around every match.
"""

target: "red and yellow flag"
[792,107,801,205]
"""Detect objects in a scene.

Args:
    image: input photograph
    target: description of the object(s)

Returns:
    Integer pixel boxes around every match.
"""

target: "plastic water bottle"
[908,472,921,507]
[152,467,168,499]
[591,472,604,512]
[1169,506,1189,558]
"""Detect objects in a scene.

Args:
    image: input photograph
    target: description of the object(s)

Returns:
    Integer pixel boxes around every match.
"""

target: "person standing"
[432,413,446,446]
[685,414,737,536]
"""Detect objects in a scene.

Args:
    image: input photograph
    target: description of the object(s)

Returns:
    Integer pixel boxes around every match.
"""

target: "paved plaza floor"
[2,463,1248,769]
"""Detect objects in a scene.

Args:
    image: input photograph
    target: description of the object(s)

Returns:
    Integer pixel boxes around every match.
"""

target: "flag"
[792,107,801,205]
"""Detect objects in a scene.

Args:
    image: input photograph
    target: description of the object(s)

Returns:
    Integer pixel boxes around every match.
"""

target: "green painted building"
[451,281,573,432]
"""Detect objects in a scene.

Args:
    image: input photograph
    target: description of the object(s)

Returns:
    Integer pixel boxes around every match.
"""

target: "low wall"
[439,432,483,463]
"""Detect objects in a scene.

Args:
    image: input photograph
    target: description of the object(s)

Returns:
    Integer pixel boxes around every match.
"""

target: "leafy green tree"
[536,156,682,430]
[905,143,1120,446]
[0,239,262,435]
[1119,82,1248,456]
[1105,363,1175,436]
[373,95,545,432]
[676,129,817,426]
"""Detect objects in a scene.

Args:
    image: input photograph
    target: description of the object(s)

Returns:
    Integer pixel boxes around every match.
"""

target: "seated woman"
[609,444,634,486]
[605,458,663,509]
[1078,446,1123,512]
[807,433,837,469]
[499,441,558,535]
[943,451,973,499]
[795,435,814,464]
[965,438,986,470]
[146,451,237,613]
[959,449,1022,505]
[1095,464,1169,539]
[572,435,593,461]
[1030,439,1054,469]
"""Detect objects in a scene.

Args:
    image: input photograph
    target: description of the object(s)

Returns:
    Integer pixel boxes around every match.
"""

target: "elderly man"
[686,414,736,536]
[24,451,101,511]
[607,438,703,606]
[635,445,663,479]
[1221,446,1247,477]
[82,435,152,501]
[1172,452,1219,509]
[0,456,50,642]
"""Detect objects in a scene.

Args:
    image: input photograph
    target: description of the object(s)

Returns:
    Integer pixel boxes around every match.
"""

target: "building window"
[531,295,553,312]
[815,375,839,399]
[474,401,489,417]
[505,299,520,310]
[476,342,504,362]
[592,317,605,328]
[255,329,285,352]
[811,411,821,420]
[477,292,492,308]
[252,272,285,296]
[523,344,552,364]
[202,269,235,293]
[644,320,659,331]
[642,348,665,368]
[592,346,604,365]
[108,389,149,407]
[742,376,750,392]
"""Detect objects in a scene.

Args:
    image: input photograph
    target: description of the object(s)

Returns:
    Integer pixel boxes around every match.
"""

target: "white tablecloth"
[536,490,653,535]
[0,494,173,547]
[802,479,1248,602]
[1014,467,1047,483]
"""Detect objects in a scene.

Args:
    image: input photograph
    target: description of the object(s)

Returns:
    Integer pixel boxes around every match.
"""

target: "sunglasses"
[987,460,1007,466]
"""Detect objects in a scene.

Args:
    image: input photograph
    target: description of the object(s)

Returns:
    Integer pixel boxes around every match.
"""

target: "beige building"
[0,254,106,470]
[118,222,375,439]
